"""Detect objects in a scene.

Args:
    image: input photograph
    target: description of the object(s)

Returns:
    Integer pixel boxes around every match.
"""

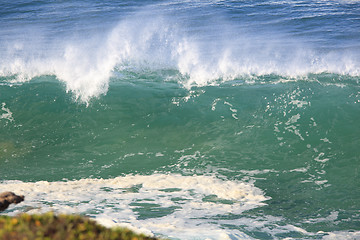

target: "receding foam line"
[0,174,268,239]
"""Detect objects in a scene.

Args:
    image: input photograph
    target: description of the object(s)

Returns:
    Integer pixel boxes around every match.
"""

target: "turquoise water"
[1,1,360,239]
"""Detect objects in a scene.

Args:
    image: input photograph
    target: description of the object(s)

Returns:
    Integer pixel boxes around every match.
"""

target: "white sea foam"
[305,211,339,224]
[0,103,14,122]
[321,231,360,240]
[0,174,268,239]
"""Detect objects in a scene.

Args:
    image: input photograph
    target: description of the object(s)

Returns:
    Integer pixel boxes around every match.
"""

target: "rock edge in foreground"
[0,192,24,211]
[0,212,160,240]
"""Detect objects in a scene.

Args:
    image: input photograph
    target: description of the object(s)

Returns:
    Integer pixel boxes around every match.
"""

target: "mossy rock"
[0,212,160,240]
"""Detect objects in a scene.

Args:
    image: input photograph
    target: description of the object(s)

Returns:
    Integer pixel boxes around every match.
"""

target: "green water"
[0,73,359,238]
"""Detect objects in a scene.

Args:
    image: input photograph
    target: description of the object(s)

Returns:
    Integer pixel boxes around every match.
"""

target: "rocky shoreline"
[0,192,24,211]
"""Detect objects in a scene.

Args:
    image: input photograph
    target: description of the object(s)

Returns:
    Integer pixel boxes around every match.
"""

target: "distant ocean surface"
[0,1,359,239]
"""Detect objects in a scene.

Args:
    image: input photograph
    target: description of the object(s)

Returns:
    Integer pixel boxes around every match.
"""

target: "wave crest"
[0,7,359,102]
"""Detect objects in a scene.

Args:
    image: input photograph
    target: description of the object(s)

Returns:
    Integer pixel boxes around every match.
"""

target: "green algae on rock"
[0,212,160,240]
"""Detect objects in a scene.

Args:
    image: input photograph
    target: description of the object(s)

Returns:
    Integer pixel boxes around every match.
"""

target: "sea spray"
[1,3,359,102]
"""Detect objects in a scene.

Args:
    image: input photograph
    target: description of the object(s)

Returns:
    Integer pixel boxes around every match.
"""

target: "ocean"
[0,0,359,239]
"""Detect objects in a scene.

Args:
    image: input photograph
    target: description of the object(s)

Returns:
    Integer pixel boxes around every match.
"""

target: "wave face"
[1,1,360,239]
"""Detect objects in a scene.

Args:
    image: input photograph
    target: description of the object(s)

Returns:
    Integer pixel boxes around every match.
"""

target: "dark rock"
[0,192,24,211]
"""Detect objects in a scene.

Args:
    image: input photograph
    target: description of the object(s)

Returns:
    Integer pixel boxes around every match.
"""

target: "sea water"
[0,1,359,239]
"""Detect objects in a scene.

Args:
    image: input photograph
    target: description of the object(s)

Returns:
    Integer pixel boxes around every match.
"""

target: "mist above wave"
[0,3,359,102]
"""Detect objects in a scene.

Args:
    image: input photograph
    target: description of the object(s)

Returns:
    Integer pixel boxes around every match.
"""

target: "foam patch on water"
[321,231,360,240]
[0,174,268,239]
[0,103,14,122]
